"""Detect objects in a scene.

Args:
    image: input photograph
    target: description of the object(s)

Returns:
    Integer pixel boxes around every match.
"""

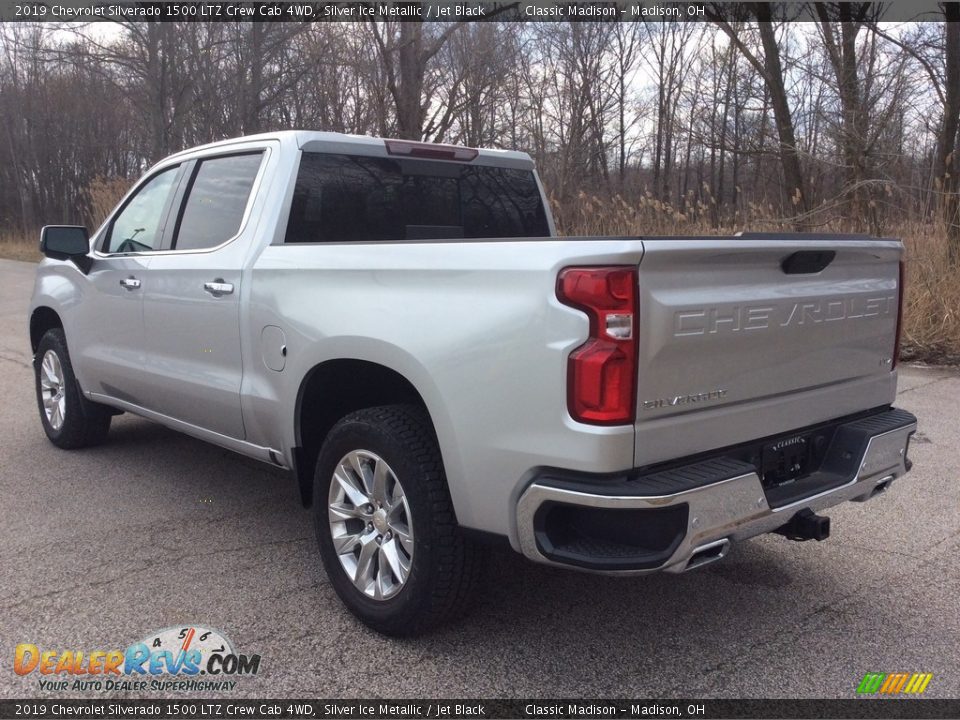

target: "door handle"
[119,277,141,290]
[203,280,234,297]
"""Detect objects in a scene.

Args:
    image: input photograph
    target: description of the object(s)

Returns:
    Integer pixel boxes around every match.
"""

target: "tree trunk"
[940,4,960,263]
[755,3,807,223]
[816,3,871,231]
[243,24,265,134]
[708,2,809,227]
[395,21,425,139]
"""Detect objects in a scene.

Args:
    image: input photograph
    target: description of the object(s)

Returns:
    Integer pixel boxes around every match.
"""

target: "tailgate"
[633,236,902,468]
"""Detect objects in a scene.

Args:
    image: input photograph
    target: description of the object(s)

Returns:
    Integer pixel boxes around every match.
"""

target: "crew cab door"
[139,151,266,439]
[76,164,185,405]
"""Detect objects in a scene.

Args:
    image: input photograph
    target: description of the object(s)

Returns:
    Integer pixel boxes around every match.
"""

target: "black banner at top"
[0,0,952,23]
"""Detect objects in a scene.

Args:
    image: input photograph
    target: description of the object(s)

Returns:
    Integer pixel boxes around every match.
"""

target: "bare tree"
[708,3,809,224]
[98,22,197,159]
[870,4,960,260]
[610,23,645,190]
[643,21,696,203]
[0,17,950,249]
[367,15,466,140]
[814,2,890,231]
[942,4,960,260]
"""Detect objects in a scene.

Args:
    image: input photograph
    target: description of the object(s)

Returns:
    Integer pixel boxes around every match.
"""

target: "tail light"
[893,259,905,369]
[384,139,478,162]
[557,266,638,425]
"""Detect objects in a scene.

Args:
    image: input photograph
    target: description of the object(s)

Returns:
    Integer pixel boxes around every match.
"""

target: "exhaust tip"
[872,475,895,497]
[853,474,897,503]
[684,538,730,571]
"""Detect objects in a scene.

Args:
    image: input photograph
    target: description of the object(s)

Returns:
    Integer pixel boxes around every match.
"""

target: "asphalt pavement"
[0,258,958,699]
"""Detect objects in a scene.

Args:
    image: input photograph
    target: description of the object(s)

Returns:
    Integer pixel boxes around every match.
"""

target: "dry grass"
[86,176,132,229]
[554,189,716,237]
[0,176,130,265]
[0,186,955,364]
[900,227,960,365]
[0,231,41,262]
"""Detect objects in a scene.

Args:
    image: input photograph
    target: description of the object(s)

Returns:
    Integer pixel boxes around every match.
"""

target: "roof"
[164,130,535,170]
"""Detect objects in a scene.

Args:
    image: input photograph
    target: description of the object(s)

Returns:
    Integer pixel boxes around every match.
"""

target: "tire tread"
[314,404,484,636]
[35,328,111,449]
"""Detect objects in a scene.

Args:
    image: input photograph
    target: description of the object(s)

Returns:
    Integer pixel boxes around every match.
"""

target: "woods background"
[0,5,958,359]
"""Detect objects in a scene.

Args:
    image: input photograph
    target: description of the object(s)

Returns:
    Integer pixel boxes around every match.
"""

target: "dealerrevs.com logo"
[14,626,261,693]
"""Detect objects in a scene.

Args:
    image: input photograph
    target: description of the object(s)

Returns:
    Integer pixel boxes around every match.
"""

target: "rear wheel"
[34,329,111,449]
[313,404,483,636]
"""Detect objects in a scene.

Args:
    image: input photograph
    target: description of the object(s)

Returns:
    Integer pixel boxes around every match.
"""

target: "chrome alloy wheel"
[327,450,414,600]
[40,350,66,431]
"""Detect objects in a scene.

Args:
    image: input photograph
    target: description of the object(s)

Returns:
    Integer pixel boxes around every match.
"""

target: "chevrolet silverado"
[29,131,917,635]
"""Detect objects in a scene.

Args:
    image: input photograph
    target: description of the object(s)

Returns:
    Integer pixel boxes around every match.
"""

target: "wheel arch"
[293,358,442,508]
[30,306,64,354]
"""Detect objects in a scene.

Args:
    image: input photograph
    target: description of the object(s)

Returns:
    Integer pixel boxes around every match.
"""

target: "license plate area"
[760,434,812,487]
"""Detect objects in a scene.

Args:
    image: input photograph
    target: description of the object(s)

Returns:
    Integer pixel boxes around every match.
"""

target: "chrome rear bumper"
[516,408,917,575]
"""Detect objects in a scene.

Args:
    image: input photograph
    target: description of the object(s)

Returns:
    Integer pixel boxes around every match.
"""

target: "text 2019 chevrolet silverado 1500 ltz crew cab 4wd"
[30,131,916,635]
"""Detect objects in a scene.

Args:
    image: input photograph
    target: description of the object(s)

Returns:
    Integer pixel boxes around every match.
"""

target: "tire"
[313,404,483,636]
[34,328,112,449]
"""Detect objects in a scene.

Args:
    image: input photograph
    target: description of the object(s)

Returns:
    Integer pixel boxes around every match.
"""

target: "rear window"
[284,153,550,243]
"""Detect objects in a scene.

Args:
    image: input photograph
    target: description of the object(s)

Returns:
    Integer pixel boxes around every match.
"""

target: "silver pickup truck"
[30,131,916,635]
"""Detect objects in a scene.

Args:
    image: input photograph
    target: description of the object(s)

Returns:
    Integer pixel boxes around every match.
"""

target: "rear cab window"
[284,153,550,243]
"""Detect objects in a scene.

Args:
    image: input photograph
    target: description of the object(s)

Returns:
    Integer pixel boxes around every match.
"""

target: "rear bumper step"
[515,407,916,574]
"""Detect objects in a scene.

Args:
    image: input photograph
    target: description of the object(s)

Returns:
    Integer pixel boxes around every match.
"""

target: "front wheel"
[34,328,112,449]
[313,405,483,636]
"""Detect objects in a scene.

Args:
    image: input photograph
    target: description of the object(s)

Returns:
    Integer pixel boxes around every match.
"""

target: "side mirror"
[39,226,92,273]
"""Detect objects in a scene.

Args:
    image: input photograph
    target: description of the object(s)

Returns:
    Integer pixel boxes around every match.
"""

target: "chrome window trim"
[93,143,274,259]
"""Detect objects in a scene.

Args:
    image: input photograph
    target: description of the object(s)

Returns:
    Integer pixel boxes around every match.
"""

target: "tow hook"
[775,508,831,542]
